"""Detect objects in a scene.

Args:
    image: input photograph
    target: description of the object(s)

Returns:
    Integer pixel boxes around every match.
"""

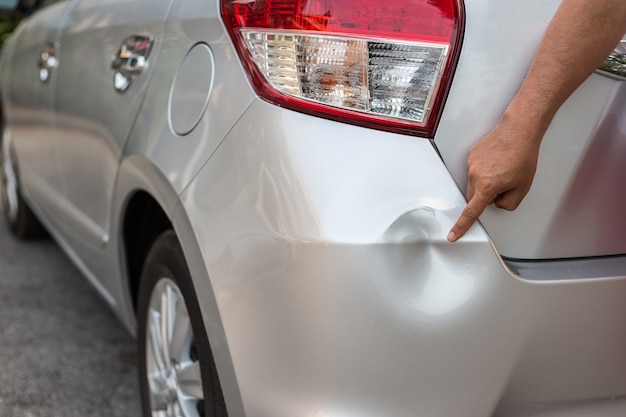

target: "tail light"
[221,0,464,137]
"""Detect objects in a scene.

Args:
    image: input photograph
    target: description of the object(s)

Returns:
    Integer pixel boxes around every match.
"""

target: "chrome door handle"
[597,39,626,80]
[38,42,58,83]
[111,35,154,93]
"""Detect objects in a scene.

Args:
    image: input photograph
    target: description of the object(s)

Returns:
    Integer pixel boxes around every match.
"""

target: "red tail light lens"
[221,0,464,137]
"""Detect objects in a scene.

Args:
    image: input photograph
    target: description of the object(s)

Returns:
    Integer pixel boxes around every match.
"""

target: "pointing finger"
[448,191,493,242]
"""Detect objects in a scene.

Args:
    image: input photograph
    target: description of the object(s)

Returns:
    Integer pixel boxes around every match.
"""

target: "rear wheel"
[137,230,227,417]
[0,129,46,238]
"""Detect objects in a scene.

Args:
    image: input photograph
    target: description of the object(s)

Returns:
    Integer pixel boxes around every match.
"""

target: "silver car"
[2,0,626,416]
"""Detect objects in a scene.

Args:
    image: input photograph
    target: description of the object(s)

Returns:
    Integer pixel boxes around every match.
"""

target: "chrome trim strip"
[596,40,626,80]
[504,255,626,281]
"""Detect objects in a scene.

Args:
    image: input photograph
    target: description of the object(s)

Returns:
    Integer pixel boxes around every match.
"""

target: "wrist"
[499,102,551,147]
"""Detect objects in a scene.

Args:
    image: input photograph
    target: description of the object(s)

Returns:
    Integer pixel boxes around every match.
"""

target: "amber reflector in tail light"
[221,0,464,137]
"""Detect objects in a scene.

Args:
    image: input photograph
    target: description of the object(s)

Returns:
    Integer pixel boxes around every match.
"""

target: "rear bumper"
[180,99,626,417]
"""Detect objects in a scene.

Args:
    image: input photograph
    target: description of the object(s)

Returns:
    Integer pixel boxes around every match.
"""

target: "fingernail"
[447,231,456,242]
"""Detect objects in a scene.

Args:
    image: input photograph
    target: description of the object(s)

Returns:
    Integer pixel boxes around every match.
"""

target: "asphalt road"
[0,200,142,416]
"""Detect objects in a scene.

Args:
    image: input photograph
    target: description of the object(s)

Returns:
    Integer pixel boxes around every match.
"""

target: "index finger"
[447,191,493,242]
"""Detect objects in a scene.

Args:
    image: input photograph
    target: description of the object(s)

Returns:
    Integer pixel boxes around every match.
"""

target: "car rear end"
[177,0,626,416]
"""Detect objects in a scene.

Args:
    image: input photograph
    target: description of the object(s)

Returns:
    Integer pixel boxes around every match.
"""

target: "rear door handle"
[111,35,154,92]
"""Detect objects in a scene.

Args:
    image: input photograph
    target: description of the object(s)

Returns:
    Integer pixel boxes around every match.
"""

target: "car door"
[3,0,75,222]
[52,0,172,248]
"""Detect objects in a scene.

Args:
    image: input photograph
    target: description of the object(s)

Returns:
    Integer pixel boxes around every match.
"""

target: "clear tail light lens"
[221,0,464,137]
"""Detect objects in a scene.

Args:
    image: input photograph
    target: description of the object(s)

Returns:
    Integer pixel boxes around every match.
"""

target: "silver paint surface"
[2,0,626,416]
[436,0,626,259]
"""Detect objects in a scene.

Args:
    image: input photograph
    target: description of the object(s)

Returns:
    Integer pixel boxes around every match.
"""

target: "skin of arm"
[447,0,626,242]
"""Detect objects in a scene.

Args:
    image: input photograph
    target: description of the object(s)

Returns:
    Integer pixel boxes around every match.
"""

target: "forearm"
[506,0,626,141]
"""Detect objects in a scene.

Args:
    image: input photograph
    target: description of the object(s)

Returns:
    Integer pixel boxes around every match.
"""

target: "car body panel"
[123,0,255,196]
[3,0,626,416]
[51,0,173,251]
[1,1,73,221]
[180,99,626,417]
[109,152,185,329]
[435,0,626,259]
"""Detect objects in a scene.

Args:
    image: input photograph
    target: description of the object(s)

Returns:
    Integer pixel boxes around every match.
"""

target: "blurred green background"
[0,13,21,50]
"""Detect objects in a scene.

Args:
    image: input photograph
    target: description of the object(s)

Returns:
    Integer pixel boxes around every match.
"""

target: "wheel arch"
[115,154,180,324]
[122,190,172,313]
[114,154,245,416]
[170,194,247,417]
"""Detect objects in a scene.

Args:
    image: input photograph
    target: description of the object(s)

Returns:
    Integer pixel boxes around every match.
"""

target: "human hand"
[447,116,542,242]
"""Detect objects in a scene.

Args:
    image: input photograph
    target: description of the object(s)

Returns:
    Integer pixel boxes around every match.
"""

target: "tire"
[0,130,46,238]
[137,230,227,417]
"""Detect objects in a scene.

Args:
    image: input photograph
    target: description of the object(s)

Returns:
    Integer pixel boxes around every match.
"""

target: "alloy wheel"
[1,134,19,223]
[146,278,205,417]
